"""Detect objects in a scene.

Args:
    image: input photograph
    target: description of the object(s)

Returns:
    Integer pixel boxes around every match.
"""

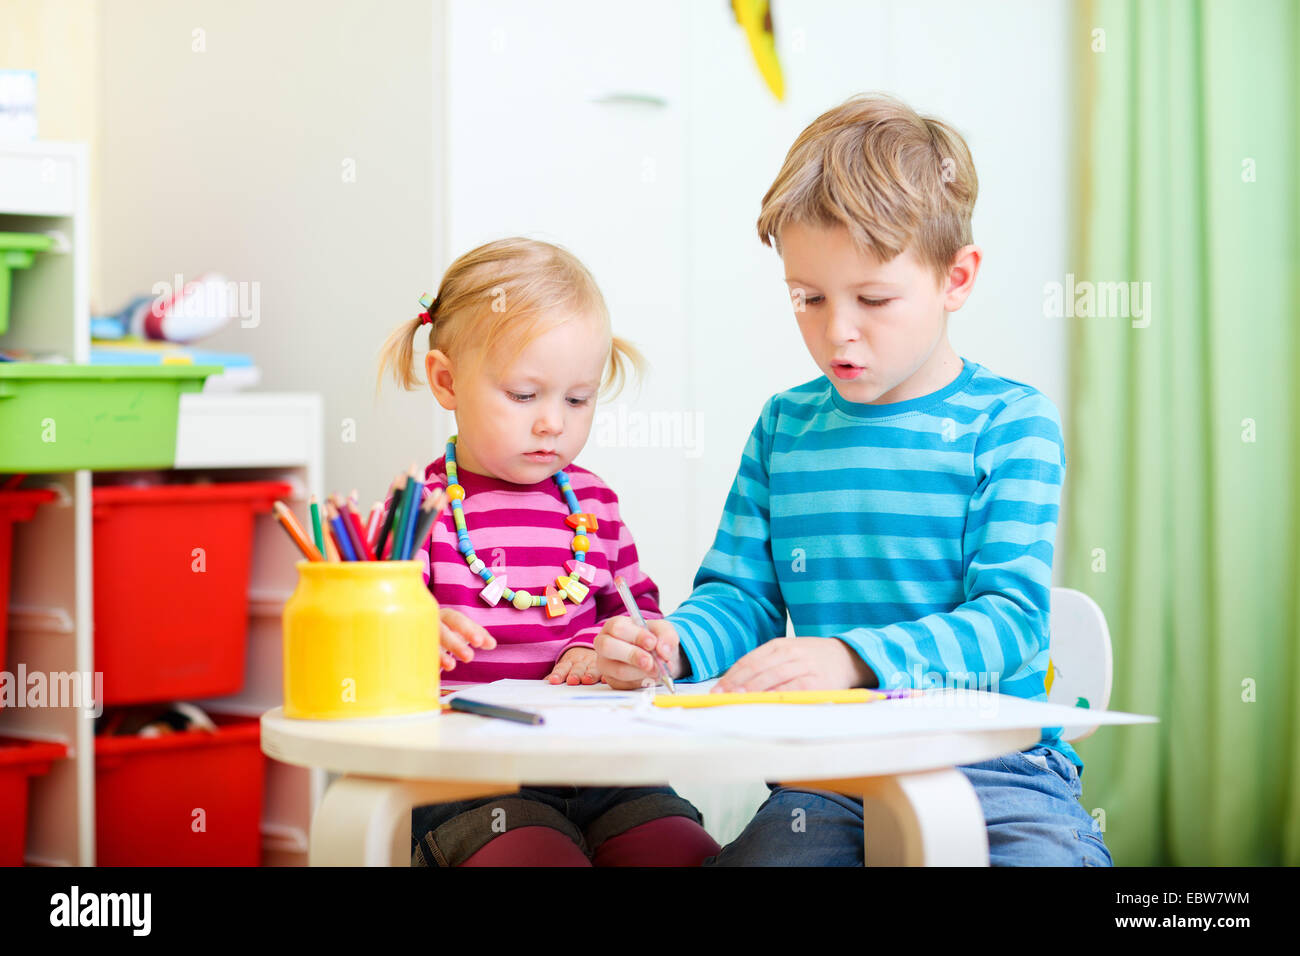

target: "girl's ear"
[426,349,457,410]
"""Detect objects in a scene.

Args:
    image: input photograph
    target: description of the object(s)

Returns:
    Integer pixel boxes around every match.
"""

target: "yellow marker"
[653,689,888,708]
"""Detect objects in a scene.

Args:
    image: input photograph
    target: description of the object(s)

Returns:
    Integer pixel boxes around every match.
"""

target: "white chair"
[1046,586,1113,742]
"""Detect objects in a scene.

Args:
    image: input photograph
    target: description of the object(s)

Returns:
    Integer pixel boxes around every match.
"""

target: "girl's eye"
[800,295,824,306]
[506,391,534,402]
[860,297,892,307]
[566,396,591,407]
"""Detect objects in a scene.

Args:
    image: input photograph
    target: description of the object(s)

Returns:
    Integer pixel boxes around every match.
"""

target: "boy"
[594,93,1112,866]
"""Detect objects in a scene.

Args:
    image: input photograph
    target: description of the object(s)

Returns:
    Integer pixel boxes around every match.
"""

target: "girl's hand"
[547,646,601,685]
[438,608,496,672]
[594,617,683,690]
[714,637,873,692]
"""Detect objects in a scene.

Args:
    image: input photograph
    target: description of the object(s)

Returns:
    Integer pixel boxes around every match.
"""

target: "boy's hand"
[438,608,496,672]
[594,617,683,690]
[714,637,874,693]
[547,646,601,685]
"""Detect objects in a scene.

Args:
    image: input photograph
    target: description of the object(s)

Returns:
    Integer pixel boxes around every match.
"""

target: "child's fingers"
[600,660,645,683]
[764,674,822,692]
[714,641,793,691]
[562,651,599,684]
[441,609,497,650]
[601,617,659,652]
[439,648,457,671]
[440,628,477,663]
[578,655,600,684]
[726,659,813,693]
[596,634,658,674]
[548,660,573,684]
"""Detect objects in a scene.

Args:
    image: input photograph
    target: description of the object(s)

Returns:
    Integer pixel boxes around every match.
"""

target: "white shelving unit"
[0,140,324,866]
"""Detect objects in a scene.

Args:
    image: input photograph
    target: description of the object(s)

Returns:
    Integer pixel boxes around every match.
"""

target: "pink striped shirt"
[387,456,663,683]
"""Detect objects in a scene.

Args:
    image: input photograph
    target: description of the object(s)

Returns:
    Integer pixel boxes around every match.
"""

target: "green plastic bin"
[0,364,220,471]
[0,233,56,335]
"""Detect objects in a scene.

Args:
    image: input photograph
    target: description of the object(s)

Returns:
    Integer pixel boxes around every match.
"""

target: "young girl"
[376,237,720,867]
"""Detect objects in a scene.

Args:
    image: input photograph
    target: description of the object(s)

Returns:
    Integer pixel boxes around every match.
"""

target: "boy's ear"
[425,349,458,411]
[942,244,982,312]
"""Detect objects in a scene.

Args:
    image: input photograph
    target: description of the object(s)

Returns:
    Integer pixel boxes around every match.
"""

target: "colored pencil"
[374,472,404,560]
[365,501,383,546]
[393,465,420,562]
[309,495,325,555]
[405,487,448,560]
[332,494,371,561]
[401,465,425,561]
[448,697,544,725]
[326,502,358,561]
[322,523,341,561]
[336,494,376,560]
[273,502,324,562]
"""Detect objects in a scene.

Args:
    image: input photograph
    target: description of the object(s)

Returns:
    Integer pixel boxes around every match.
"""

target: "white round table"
[261,705,1039,866]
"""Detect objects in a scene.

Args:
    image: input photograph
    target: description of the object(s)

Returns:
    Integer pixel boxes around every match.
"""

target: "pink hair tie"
[417,292,435,325]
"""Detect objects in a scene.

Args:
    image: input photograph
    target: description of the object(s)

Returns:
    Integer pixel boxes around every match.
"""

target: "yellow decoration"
[732,0,785,101]
[556,575,590,604]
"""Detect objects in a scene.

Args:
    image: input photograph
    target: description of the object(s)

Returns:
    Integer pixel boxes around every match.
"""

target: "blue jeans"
[704,745,1113,866]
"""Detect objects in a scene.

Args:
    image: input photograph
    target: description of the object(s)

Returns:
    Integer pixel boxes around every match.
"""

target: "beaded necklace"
[445,435,600,616]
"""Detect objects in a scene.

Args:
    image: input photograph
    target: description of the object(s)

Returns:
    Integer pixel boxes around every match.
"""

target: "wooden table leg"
[780,768,989,866]
[309,776,519,866]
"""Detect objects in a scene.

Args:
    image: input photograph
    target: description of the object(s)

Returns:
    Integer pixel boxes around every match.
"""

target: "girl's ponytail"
[375,299,436,394]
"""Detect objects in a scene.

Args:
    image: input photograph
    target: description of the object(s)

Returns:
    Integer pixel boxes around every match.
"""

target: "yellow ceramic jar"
[282,561,439,719]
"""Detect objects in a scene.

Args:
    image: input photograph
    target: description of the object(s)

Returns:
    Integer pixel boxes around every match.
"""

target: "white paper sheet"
[635,689,1158,742]
[441,680,1156,742]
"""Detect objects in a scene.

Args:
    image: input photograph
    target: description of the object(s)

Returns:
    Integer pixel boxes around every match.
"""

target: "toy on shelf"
[91,272,236,343]
[89,272,260,390]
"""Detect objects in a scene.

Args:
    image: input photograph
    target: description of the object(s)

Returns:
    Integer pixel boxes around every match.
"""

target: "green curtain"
[1065,0,1299,865]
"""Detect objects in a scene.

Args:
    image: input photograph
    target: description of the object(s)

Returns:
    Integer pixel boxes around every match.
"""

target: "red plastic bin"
[91,481,291,705]
[0,488,58,709]
[95,712,264,866]
[0,736,68,866]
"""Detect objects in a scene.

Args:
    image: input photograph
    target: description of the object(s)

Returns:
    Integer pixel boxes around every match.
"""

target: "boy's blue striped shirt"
[667,358,1081,771]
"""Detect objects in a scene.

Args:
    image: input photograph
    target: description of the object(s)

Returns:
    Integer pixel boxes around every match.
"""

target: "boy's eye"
[860,297,892,307]
[506,391,534,402]
[800,295,824,306]
[566,396,591,407]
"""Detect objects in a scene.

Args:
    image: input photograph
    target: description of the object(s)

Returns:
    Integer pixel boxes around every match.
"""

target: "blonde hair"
[757,93,978,284]
[376,237,643,397]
